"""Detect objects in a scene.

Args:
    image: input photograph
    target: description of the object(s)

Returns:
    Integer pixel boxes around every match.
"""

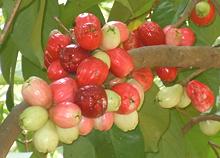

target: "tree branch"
[182,114,220,135]
[208,141,220,158]
[0,0,22,45]
[211,0,220,16]
[0,102,27,158]
[172,0,200,28]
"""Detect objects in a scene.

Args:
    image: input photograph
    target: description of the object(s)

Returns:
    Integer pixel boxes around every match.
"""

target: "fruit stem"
[182,114,220,135]
[208,141,220,158]
[211,0,220,15]
[180,68,207,86]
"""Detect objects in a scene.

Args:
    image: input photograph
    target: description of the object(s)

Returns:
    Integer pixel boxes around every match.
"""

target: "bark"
[1,46,220,157]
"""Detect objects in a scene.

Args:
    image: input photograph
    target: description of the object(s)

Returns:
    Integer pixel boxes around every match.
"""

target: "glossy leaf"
[139,84,170,152]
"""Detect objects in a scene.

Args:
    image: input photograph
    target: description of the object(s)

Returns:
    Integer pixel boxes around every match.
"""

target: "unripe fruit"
[199,120,220,136]
[114,111,138,132]
[186,80,215,112]
[100,23,120,50]
[94,112,114,131]
[127,79,145,110]
[112,83,140,114]
[22,76,52,109]
[93,50,111,68]
[157,84,183,108]
[75,84,108,118]
[108,21,129,42]
[56,126,79,144]
[47,60,68,81]
[19,106,48,131]
[176,88,191,108]
[78,116,94,135]
[105,89,121,112]
[50,102,81,128]
[165,28,182,46]
[33,120,59,153]
[50,77,78,104]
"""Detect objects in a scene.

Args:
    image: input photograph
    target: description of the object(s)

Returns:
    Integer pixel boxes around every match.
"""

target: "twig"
[175,107,191,118]
[0,0,22,44]
[53,16,71,35]
[180,68,207,86]
[172,0,200,28]
[208,141,220,158]
[211,0,220,16]
[182,114,220,135]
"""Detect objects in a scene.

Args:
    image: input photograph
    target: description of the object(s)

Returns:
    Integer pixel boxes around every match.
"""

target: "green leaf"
[151,0,188,27]
[0,37,18,111]
[22,55,47,81]
[64,126,145,158]
[139,84,170,152]
[146,110,212,158]
[11,0,42,67]
[19,0,34,10]
[59,0,105,28]
[0,101,3,123]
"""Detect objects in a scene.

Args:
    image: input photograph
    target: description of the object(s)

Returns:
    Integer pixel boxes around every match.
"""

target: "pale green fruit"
[56,126,79,144]
[127,79,145,110]
[157,84,183,108]
[33,120,59,153]
[114,111,138,132]
[176,88,191,108]
[19,106,48,131]
[105,89,121,112]
[100,23,120,50]
[199,120,220,136]
[93,50,111,68]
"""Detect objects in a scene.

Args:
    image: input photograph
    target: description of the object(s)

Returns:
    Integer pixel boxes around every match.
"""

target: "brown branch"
[208,141,220,158]
[129,46,220,68]
[211,0,220,16]
[0,102,27,158]
[172,0,200,28]
[180,68,207,86]
[182,114,220,135]
[0,0,22,45]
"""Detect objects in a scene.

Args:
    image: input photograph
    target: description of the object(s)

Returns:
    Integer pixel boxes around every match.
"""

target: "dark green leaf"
[146,110,212,158]
[22,55,47,81]
[19,0,34,10]
[59,0,105,28]
[2,0,14,19]
[64,126,145,158]
[139,84,170,152]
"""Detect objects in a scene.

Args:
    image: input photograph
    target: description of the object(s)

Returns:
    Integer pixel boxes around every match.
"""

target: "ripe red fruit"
[74,23,102,50]
[186,80,215,112]
[22,76,52,109]
[138,21,165,46]
[44,31,71,68]
[107,48,134,78]
[74,84,108,118]
[78,116,94,135]
[94,112,114,131]
[179,28,195,46]
[123,30,142,50]
[191,0,215,26]
[75,13,101,28]
[112,83,140,114]
[59,44,90,73]
[50,102,81,128]
[131,67,154,92]
[47,60,68,81]
[155,67,178,82]
[50,77,78,104]
[76,57,109,86]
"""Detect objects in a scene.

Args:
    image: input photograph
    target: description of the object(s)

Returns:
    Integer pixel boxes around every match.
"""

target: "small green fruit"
[56,126,79,144]
[114,111,138,132]
[105,89,121,112]
[93,50,111,68]
[199,120,220,136]
[33,120,59,153]
[157,84,183,108]
[176,88,191,108]
[19,106,48,131]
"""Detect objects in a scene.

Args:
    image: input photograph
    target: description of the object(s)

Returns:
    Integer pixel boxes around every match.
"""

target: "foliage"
[0,0,220,157]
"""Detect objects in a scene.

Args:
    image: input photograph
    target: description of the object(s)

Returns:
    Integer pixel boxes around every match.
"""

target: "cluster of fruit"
[19,10,216,153]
